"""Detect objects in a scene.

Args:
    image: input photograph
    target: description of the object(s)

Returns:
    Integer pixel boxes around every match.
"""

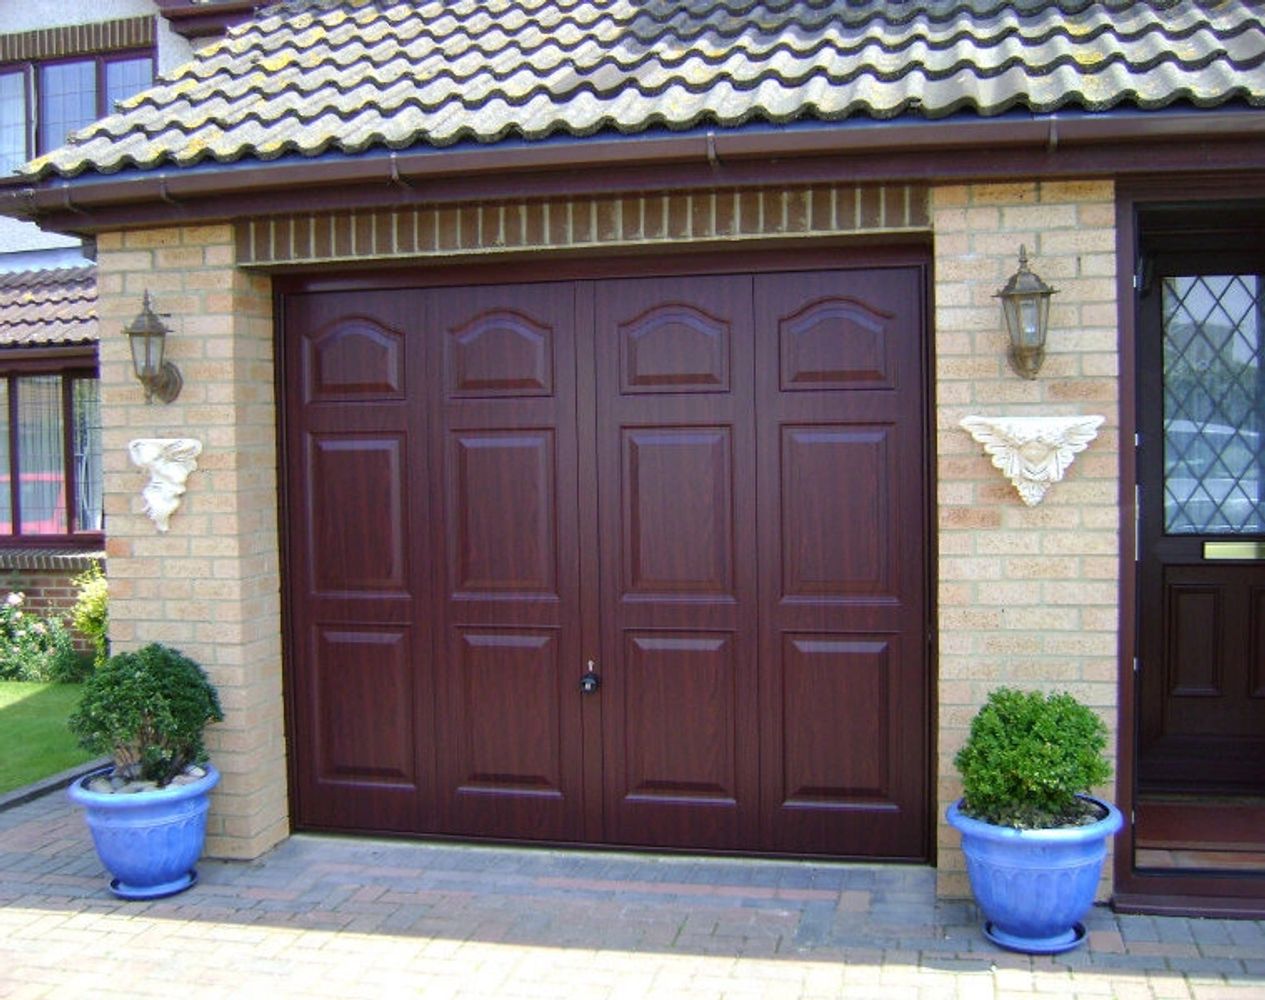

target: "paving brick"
[3,790,1265,998]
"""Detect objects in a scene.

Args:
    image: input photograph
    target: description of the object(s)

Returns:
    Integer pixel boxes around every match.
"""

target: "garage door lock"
[580,660,601,694]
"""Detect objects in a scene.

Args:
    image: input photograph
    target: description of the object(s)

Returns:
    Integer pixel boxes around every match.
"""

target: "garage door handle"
[580,660,601,694]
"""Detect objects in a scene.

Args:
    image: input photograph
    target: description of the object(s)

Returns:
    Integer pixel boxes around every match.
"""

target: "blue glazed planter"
[947,795,1123,954]
[68,764,219,900]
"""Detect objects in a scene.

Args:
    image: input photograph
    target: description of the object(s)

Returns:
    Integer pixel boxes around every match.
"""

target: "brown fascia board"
[6,108,1265,236]
[152,0,258,40]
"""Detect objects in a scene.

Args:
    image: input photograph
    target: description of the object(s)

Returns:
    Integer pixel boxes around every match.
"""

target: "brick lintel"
[237,183,931,268]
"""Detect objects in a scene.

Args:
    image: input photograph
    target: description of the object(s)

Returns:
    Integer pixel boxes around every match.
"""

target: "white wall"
[0,218,78,258]
[0,0,195,74]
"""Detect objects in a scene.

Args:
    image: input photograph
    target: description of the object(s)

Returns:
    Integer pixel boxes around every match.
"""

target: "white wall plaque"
[960,415,1105,506]
[128,438,203,532]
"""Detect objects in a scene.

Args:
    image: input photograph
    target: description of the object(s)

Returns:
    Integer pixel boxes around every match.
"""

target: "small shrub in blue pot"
[67,643,223,900]
[947,687,1122,954]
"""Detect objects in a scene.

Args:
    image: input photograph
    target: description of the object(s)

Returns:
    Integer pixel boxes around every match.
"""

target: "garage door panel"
[779,634,890,802]
[293,623,429,832]
[307,434,409,595]
[596,274,759,850]
[780,424,894,600]
[285,291,436,835]
[756,268,927,859]
[446,308,554,398]
[609,627,750,848]
[430,284,586,842]
[313,625,416,783]
[443,623,576,836]
[302,314,406,403]
[778,296,895,391]
[765,631,921,857]
[448,429,558,596]
[451,629,565,796]
[620,631,738,801]
[620,302,731,393]
[624,426,733,596]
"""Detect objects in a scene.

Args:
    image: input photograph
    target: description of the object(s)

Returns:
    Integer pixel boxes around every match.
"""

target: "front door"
[282,257,929,858]
[1137,254,1265,793]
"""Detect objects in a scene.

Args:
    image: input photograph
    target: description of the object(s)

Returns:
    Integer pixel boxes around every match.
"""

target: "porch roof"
[0,268,97,348]
[23,0,1265,182]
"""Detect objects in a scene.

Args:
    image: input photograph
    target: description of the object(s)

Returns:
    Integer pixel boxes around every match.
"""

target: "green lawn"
[0,681,95,796]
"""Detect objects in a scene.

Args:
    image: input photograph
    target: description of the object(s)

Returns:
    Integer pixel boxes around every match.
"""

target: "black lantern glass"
[124,291,182,403]
[995,245,1058,379]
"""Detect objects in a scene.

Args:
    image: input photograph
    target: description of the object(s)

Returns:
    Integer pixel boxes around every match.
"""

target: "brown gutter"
[4,109,1264,234]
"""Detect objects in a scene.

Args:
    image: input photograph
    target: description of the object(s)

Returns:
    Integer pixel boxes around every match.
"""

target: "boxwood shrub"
[954,687,1111,829]
[68,643,223,787]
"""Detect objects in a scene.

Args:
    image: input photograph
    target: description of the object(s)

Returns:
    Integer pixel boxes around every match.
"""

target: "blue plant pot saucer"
[110,869,198,901]
[984,920,1086,955]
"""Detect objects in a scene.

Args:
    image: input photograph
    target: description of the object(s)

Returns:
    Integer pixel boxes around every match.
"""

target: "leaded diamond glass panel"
[1162,275,1265,534]
[72,377,102,533]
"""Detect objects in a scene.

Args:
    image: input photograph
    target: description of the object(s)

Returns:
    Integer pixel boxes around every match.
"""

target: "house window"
[0,51,153,174]
[0,366,102,540]
[0,70,24,175]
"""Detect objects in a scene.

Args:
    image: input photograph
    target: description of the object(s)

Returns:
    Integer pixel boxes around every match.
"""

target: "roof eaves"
[4,104,1265,231]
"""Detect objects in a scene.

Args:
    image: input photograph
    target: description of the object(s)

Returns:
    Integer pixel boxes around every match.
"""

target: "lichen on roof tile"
[21,0,1265,179]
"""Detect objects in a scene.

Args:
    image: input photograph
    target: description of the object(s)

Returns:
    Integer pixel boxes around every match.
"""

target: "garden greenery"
[71,561,109,668]
[68,643,223,786]
[0,592,88,683]
[954,687,1111,830]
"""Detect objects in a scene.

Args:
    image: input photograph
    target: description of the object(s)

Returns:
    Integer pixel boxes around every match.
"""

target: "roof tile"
[0,268,98,348]
[23,0,1265,179]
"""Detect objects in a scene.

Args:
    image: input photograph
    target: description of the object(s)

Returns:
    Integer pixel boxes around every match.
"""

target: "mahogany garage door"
[282,260,929,859]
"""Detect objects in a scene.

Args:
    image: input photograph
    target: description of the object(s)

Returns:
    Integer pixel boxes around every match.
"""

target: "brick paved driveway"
[2,788,1263,998]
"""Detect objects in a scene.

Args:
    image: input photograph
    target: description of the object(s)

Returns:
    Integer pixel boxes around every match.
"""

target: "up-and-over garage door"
[281,257,929,859]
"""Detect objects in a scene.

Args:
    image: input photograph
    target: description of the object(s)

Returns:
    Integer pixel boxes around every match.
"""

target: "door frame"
[1114,176,1265,916]
[273,240,938,859]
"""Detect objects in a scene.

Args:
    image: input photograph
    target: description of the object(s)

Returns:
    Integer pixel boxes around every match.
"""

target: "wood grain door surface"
[283,263,928,858]
[1137,253,1265,793]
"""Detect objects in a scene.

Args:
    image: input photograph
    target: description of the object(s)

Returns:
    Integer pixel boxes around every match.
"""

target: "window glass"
[0,70,25,175]
[1162,275,1265,534]
[105,56,153,110]
[72,377,102,532]
[16,376,66,535]
[40,60,96,153]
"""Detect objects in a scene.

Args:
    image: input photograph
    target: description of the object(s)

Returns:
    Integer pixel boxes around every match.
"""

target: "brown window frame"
[1,46,154,174]
[0,346,102,547]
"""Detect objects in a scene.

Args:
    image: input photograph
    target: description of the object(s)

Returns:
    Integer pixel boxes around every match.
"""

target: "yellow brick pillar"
[96,225,287,859]
[932,181,1121,898]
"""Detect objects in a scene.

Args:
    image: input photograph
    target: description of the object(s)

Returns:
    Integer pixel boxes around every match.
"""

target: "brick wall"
[88,181,1123,881]
[0,568,76,619]
[0,554,103,655]
[95,225,286,859]
[932,180,1120,898]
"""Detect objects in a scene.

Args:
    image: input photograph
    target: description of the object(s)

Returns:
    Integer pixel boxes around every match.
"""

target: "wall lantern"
[995,245,1058,380]
[124,291,182,404]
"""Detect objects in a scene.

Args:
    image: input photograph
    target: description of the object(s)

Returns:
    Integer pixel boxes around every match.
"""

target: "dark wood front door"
[283,258,928,859]
[1137,252,1265,793]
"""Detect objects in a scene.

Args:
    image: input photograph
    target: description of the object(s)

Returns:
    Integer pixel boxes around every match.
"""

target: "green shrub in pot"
[948,687,1120,954]
[68,642,223,786]
[66,643,224,899]
[954,687,1111,829]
